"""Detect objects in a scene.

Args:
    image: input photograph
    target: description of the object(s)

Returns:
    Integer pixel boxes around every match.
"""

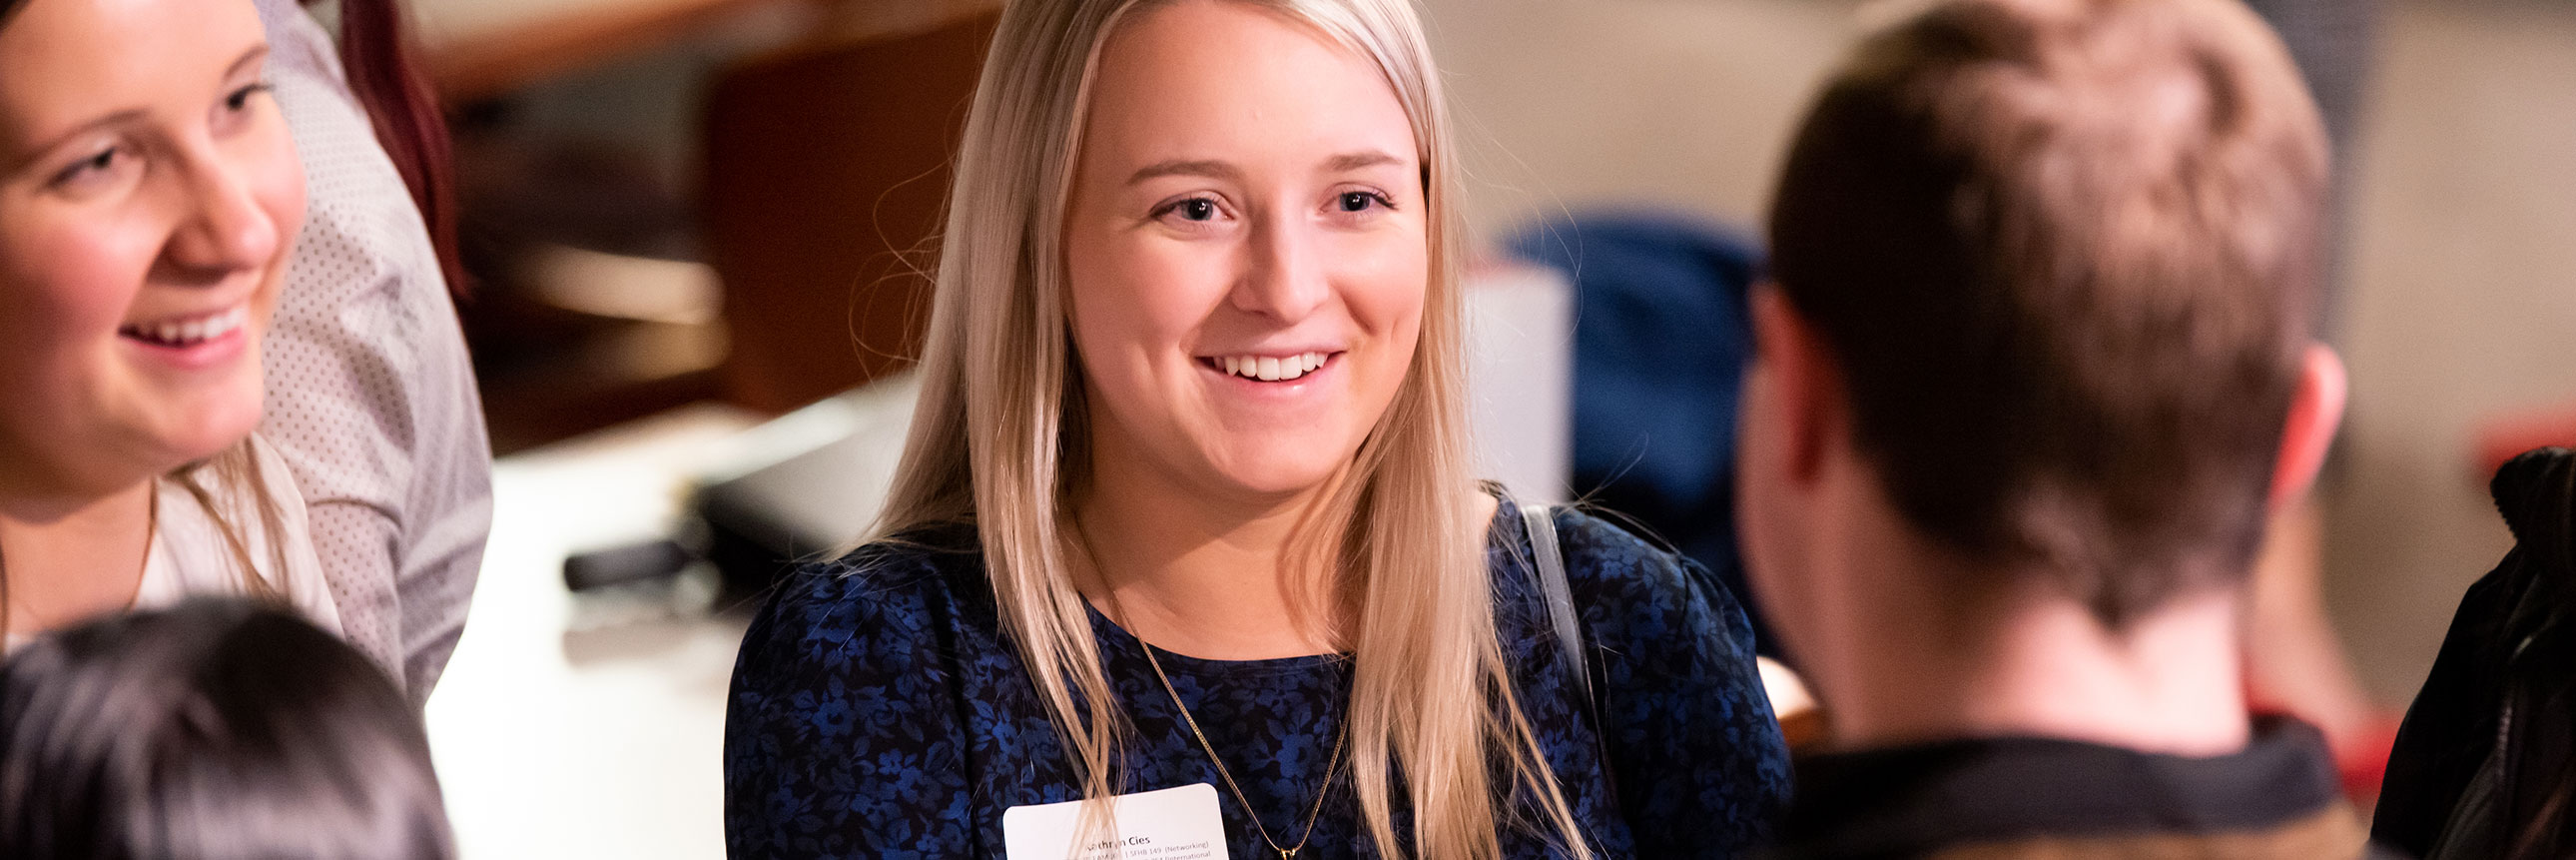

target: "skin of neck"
[0,477,155,636]
[1795,461,2254,758]
[1071,423,1358,661]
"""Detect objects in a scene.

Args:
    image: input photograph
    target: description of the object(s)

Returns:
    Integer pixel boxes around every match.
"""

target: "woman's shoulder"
[724,522,996,854]
[1548,504,1684,579]
[738,520,996,667]
[1493,494,1792,844]
[1493,494,1718,599]
[1489,492,1760,656]
[782,519,981,597]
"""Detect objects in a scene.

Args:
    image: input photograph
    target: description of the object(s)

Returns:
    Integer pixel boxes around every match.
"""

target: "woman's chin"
[1202,448,1360,502]
[145,393,264,470]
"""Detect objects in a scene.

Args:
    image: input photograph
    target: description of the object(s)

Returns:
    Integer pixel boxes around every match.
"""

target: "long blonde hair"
[871,0,1593,856]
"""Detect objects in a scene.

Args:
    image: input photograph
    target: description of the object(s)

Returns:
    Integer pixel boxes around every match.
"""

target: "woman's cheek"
[8,211,155,345]
[1340,236,1429,338]
[1128,237,1237,333]
[0,214,144,456]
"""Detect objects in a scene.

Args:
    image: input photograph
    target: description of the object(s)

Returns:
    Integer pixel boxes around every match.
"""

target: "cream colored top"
[2,437,341,653]
[134,437,343,633]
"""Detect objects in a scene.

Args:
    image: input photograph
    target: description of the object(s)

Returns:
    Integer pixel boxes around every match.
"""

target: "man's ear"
[1750,285,1840,483]
[2269,345,2348,510]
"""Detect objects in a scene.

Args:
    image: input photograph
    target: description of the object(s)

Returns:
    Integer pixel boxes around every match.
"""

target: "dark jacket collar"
[1777,716,2344,857]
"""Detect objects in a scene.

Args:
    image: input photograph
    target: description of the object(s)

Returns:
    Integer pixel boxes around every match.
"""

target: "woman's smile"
[116,302,254,370]
[1202,350,1339,384]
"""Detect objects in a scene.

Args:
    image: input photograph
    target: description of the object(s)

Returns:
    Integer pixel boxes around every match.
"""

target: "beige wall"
[2327,1,2576,701]
[1422,0,1866,240]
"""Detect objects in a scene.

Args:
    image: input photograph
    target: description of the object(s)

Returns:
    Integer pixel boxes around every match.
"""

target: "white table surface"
[424,404,761,860]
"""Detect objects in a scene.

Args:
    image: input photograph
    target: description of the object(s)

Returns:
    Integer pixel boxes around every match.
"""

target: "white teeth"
[1215,351,1330,382]
[127,307,246,347]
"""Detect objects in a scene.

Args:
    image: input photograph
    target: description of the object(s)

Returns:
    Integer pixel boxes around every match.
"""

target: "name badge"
[1002,782,1232,860]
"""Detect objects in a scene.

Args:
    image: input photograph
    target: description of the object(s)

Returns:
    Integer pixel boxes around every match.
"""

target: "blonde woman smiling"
[723,1,1789,857]
[0,0,338,645]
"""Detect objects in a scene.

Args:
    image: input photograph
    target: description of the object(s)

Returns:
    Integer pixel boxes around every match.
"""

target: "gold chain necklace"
[1136,637,1348,860]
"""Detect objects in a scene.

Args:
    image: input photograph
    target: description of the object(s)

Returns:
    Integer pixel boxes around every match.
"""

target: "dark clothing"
[722,499,1790,859]
[1768,718,2381,859]
[2374,447,2576,859]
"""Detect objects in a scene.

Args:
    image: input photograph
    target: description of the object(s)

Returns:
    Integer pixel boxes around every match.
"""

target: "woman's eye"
[1336,191,1394,214]
[52,147,121,188]
[225,82,273,113]
[1154,197,1224,225]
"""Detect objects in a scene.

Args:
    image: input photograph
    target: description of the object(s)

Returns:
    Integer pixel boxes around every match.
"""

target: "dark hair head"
[0,598,454,860]
[1766,0,2328,625]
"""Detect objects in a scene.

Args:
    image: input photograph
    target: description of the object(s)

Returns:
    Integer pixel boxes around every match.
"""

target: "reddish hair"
[307,0,466,297]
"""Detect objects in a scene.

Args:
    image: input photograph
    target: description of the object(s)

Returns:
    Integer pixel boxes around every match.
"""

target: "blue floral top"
[723,498,1790,858]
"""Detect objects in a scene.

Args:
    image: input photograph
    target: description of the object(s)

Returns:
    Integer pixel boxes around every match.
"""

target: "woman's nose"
[1231,213,1329,322]
[159,154,281,280]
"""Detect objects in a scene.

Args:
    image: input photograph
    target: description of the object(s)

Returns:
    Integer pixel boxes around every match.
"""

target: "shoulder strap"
[1521,502,1594,704]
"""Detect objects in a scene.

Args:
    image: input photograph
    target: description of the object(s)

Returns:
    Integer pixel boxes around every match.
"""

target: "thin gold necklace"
[1136,637,1348,860]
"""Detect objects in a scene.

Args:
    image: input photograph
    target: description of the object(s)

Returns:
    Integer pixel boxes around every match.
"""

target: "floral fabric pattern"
[723,498,1791,858]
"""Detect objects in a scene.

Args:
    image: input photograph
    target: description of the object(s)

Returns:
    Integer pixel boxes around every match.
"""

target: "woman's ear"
[2269,344,2348,510]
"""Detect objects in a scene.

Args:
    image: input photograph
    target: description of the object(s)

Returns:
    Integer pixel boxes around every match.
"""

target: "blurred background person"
[0,597,453,860]
[254,0,492,706]
[1738,0,2387,856]
[0,0,337,645]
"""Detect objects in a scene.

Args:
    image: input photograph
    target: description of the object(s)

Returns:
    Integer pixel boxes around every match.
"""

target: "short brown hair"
[1766,0,2328,623]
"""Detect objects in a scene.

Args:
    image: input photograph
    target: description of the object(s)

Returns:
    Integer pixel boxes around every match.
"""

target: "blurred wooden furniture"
[700,11,998,413]
[419,0,998,105]
[421,0,806,104]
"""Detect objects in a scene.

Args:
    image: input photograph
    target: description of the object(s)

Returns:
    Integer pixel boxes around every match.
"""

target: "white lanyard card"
[1001,782,1232,860]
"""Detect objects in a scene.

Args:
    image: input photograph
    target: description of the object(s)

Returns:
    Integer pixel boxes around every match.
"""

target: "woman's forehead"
[0,0,267,145]
[1079,0,1418,177]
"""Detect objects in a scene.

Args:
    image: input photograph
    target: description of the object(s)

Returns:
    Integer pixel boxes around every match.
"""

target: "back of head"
[1767,0,2329,624]
[0,598,453,860]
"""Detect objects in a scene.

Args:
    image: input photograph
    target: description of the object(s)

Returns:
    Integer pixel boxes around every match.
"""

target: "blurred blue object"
[1507,210,1778,658]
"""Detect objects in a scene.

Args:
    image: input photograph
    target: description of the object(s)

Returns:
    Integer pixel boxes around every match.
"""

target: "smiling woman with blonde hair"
[0,0,339,648]
[723,0,1789,856]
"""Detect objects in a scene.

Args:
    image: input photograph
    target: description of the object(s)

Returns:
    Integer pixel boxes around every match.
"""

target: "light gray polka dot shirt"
[256,0,492,707]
